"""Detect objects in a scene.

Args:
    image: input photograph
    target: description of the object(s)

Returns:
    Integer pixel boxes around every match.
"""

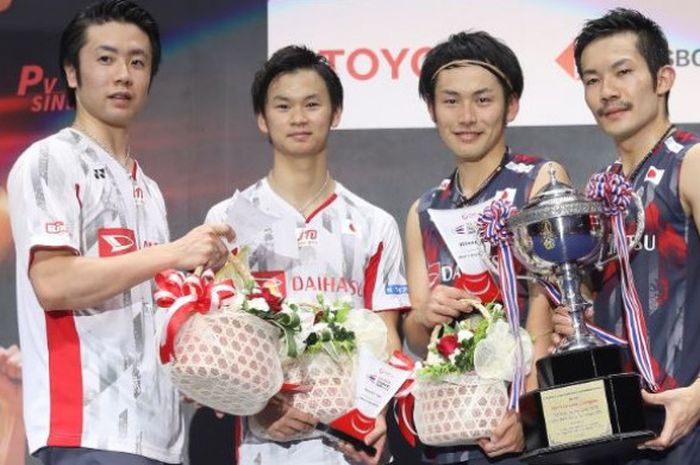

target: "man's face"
[65,21,152,128]
[257,69,341,159]
[581,32,668,142]
[429,65,517,164]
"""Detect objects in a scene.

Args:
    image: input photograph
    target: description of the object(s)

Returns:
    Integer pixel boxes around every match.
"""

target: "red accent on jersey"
[364,241,384,309]
[305,193,338,223]
[45,310,83,446]
[98,228,137,257]
[252,271,287,297]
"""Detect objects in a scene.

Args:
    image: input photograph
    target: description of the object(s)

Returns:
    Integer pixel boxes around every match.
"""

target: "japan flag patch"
[644,166,664,186]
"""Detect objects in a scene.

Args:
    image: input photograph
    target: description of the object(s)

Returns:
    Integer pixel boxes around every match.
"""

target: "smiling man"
[7,2,233,464]
[203,45,409,465]
[401,31,568,465]
[556,8,700,464]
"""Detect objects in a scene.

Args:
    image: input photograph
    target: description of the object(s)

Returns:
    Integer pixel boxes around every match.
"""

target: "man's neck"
[616,118,672,175]
[268,150,333,211]
[73,113,129,160]
[455,143,506,198]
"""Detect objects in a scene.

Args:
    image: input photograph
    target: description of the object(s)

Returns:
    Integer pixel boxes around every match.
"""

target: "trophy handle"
[594,190,646,269]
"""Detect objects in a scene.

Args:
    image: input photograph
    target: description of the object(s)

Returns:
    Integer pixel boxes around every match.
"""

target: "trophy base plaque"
[520,346,664,465]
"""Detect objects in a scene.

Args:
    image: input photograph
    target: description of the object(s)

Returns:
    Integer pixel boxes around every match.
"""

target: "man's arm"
[30,223,233,311]
[402,200,473,358]
[639,144,700,450]
[0,345,24,465]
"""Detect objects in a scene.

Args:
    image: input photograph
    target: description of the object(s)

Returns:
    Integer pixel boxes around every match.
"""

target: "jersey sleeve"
[8,142,82,264]
[363,213,410,312]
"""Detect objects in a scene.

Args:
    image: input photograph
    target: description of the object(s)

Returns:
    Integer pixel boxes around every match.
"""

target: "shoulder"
[335,183,399,231]
[204,180,261,223]
[9,130,79,181]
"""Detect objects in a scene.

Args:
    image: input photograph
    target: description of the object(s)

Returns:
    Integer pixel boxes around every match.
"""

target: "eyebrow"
[95,45,149,56]
[582,57,633,76]
[270,94,321,101]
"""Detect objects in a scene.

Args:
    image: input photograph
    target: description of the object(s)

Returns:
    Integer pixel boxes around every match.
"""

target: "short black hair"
[419,31,524,105]
[251,45,343,116]
[59,0,161,107]
[574,8,671,87]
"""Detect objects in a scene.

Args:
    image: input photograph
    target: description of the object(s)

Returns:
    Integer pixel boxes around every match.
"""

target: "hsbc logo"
[98,228,137,257]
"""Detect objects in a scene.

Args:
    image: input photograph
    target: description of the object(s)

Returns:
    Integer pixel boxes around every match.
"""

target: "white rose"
[457,329,474,342]
[426,350,443,365]
[248,297,270,312]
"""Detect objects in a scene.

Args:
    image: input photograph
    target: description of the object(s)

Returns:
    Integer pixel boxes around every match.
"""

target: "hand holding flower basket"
[413,301,533,446]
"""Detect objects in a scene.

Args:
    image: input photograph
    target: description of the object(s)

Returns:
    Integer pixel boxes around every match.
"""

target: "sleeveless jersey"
[592,129,700,464]
[415,151,548,464]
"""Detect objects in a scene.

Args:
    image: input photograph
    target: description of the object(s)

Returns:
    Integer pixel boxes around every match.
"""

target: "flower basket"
[169,306,284,416]
[250,298,388,442]
[154,252,308,416]
[413,373,508,446]
[412,302,532,446]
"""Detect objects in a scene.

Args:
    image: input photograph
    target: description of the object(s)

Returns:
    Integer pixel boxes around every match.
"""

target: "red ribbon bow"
[154,269,236,364]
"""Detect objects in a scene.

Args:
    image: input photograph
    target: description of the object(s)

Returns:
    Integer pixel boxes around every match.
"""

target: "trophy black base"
[521,431,653,465]
[520,346,664,465]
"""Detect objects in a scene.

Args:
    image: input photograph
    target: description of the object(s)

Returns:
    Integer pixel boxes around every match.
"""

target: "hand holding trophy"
[479,164,663,464]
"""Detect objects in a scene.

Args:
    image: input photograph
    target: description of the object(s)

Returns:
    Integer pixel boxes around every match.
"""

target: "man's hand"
[168,223,235,271]
[550,305,594,350]
[477,410,524,457]
[253,394,318,441]
[415,285,476,329]
[336,414,389,465]
[0,345,22,413]
[639,382,700,451]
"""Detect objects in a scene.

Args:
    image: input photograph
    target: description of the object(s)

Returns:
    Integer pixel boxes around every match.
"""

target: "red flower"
[436,334,459,358]
[248,286,284,313]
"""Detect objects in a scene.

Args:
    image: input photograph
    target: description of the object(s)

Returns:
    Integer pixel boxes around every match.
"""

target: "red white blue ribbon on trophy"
[536,278,629,347]
[477,200,525,411]
[586,172,659,392]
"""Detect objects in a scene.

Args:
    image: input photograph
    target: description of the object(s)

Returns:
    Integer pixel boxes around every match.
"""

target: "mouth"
[599,103,632,118]
[108,92,133,102]
[453,130,482,142]
[288,131,312,139]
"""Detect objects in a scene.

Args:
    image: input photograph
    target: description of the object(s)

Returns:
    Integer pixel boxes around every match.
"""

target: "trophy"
[482,166,663,464]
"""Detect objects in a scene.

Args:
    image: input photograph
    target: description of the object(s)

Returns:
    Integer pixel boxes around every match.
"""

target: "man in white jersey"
[203,45,409,465]
[7,1,233,464]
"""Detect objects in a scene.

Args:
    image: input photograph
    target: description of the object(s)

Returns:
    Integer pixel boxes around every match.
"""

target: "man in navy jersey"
[401,31,568,464]
[554,8,700,464]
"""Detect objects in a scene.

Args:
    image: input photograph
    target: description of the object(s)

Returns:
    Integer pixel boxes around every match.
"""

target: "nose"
[114,58,133,86]
[290,105,308,125]
[599,76,619,102]
[457,101,477,125]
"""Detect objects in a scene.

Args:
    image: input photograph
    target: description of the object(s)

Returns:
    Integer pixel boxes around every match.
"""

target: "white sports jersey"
[206,178,410,465]
[7,128,184,463]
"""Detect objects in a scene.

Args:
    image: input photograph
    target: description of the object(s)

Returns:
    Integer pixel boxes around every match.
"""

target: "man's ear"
[64,63,79,90]
[256,112,269,134]
[505,96,520,124]
[655,65,675,97]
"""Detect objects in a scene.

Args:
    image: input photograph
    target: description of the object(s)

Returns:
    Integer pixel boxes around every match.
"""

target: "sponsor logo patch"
[385,284,408,295]
[252,270,287,297]
[45,221,67,234]
[98,228,137,256]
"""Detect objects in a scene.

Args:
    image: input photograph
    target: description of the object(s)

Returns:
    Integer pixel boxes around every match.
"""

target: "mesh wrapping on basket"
[251,351,355,441]
[413,374,508,446]
[169,308,283,416]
